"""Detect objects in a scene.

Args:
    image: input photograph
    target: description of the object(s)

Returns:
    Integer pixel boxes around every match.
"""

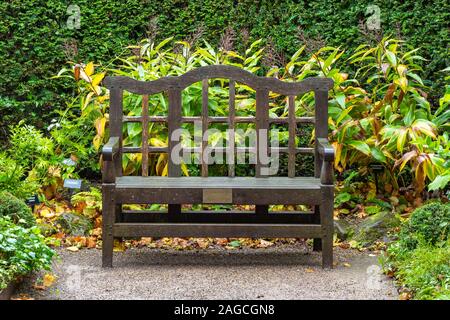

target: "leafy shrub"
[0,217,55,290]
[0,191,35,228]
[0,153,39,200]
[6,122,84,199]
[399,202,450,249]
[9,121,54,169]
[383,201,450,299]
[0,0,447,136]
[387,241,450,300]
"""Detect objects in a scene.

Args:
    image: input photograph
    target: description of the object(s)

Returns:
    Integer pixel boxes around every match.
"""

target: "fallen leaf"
[305,268,315,273]
[11,294,34,300]
[216,238,228,246]
[43,274,56,287]
[399,292,412,300]
[196,238,210,249]
[339,242,350,249]
[40,208,55,219]
[67,246,79,252]
[86,237,97,248]
[343,262,351,267]
[229,240,241,248]
[113,239,126,252]
[258,239,274,248]
[91,227,102,237]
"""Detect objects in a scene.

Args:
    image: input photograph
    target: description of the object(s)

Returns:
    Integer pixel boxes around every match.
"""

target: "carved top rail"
[103,65,333,95]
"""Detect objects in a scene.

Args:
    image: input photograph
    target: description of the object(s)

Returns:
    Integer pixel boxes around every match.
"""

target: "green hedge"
[1,0,448,132]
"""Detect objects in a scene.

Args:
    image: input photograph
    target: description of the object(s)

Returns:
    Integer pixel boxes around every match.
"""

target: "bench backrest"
[103,65,333,179]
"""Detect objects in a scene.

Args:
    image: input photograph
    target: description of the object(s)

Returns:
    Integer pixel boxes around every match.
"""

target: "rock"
[353,211,401,246]
[37,222,57,237]
[57,212,92,236]
[334,219,353,241]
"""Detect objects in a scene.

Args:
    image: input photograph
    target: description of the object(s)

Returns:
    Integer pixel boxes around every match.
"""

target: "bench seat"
[113,176,323,205]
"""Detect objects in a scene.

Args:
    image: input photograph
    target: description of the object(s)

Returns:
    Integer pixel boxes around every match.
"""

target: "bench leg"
[320,186,334,269]
[313,238,322,251]
[102,185,115,268]
[313,205,322,251]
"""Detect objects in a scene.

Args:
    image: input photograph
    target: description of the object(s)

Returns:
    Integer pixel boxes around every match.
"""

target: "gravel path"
[16,244,398,300]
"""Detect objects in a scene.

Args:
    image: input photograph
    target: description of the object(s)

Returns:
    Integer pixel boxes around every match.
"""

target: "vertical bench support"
[102,86,123,267]
[315,89,334,268]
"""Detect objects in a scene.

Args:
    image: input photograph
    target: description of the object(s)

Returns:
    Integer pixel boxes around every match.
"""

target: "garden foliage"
[0,191,35,228]
[383,201,450,300]
[55,36,449,193]
[0,217,55,290]
[0,0,448,132]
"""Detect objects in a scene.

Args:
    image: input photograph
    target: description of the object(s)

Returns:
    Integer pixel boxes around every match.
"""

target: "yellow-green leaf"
[85,62,95,77]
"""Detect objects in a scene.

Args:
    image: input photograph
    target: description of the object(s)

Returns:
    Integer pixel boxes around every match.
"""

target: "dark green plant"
[383,241,450,300]
[399,202,450,249]
[0,0,447,138]
[0,191,35,227]
[0,217,55,290]
[382,201,450,299]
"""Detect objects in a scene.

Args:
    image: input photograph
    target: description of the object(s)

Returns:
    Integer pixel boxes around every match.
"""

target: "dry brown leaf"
[399,292,412,300]
[43,274,56,287]
[113,239,126,252]
[258,239,274,248]
[196,238,210,249]
[11,294,34,300]
[91,227,102,237]
[67,246,79,252]
[86,237,97,248]
[40,208,55,219]
[216,238,228,246]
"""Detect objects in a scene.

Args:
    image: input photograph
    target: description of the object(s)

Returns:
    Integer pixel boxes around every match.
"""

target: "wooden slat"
[121,210,316,224]
[167,88,182,218]
[180,116,314,124]
[123,146,313,155]
[113,222,322,238]
[109,87,123,177]
[141,95,149,176]
[167,89,182,177]
[123,116,142,122]
[114,187,322,206]
[288,95,296,178]
[201,79,208,177]
[255,88,270,214]
[228,80,235,177]
[123,116,168,123]
[116,176,321,189]
[255,88,269,177]
[314,90,329,178]
[122,147,168,153]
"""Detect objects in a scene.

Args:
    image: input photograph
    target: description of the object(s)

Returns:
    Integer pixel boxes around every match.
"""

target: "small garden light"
[370,164,384,194]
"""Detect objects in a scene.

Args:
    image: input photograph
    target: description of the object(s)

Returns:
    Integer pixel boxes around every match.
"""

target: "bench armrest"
[317,138,334,162]
[102,137,120,161]
[317,138,334,185]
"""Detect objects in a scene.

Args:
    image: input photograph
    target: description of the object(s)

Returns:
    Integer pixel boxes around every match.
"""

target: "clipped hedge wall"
[1,0,448,132]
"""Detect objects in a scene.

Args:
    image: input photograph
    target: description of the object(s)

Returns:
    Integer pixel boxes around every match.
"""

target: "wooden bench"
[102,65,334,268]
